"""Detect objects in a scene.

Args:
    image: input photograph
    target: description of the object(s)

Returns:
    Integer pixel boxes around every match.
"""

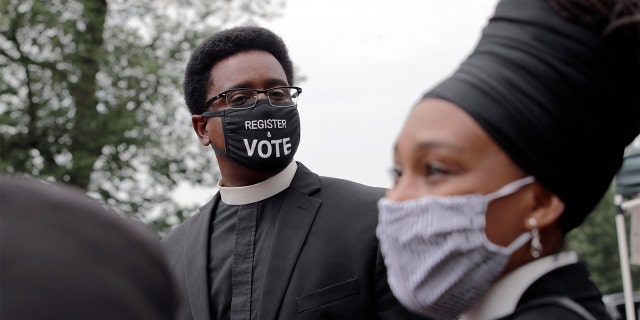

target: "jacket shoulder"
[161,201,211,250]
[317,175,386,199]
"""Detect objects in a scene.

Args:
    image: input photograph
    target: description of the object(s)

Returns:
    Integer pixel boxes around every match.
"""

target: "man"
[161,26,426,320]
[1,177,178,320]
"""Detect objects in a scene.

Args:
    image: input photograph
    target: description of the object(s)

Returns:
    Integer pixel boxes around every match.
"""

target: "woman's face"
[388,98,534,249]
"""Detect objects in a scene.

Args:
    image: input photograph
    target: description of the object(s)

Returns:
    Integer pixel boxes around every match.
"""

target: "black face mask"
[204,100,300,173]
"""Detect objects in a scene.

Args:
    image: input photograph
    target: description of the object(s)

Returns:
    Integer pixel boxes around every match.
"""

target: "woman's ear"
[526,183,565,230]
[192,115,211,146]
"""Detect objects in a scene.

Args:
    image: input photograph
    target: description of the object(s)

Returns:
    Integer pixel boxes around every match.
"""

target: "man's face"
[198,50,289,153]
[208,50,289,110]
[191,50,297,185]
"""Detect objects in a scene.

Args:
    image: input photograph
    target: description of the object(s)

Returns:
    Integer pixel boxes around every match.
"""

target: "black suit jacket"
[162,163,426,320]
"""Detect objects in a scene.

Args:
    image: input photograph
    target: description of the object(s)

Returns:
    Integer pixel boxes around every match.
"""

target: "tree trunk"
[67,0,107,189]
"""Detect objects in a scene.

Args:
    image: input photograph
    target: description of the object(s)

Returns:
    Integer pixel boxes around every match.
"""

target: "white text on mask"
[243,138,292,158]
[245,119,287,130]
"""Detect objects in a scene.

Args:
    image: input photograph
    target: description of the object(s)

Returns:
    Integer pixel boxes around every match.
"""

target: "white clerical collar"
[218,161,298,205]
[461,251,578,320]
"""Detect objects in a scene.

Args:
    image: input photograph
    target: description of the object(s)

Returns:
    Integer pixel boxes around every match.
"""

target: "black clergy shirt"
[208,162,297,320]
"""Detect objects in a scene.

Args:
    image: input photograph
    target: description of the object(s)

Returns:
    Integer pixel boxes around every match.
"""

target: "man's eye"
[269,90,286,98]
[228,95,251,104]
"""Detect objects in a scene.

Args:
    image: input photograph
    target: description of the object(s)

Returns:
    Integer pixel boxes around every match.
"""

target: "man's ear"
[526,183,565,230]
[192,115,211,146]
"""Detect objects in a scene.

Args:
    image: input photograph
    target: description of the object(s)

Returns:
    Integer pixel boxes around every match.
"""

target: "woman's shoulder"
[505,295,604,320]
[505,262,611,320]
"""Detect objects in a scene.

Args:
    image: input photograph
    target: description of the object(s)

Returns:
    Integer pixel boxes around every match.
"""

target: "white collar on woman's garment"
[217,161,298,205]
[461,251,578,320]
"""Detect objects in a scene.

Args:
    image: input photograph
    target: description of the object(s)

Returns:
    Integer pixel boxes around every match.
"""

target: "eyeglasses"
[202,86,302,111]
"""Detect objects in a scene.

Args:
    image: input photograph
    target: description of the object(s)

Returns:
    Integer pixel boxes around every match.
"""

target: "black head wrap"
[423,0,640,233]
[0,177,179,320]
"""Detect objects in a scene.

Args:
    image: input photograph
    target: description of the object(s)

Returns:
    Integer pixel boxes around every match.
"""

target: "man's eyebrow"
[264,78,289,87]
[227,78,289,90]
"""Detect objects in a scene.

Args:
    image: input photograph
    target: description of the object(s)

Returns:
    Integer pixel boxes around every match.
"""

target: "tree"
[0,0,284,233]
[566,187,640,294]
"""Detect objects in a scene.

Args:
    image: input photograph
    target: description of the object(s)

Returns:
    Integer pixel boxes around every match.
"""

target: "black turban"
[424,0,640,233]
[0,177,179,320]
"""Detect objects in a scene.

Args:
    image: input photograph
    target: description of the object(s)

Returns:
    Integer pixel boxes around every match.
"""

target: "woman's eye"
[389,167,402,184]
[425,164,449,176]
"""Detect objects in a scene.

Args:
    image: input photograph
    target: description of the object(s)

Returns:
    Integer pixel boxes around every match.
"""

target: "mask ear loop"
[484,176,536,202]
[528,217,543,258]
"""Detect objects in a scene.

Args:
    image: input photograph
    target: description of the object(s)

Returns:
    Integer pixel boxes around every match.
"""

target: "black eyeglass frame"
[201,86,302,112]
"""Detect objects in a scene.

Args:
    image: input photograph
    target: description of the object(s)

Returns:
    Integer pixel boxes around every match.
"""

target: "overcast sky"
[177,0,501,205]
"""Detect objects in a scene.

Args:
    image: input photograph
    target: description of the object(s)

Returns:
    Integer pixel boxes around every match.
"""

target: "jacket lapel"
[184,194,219,320]
[259,163,322,320]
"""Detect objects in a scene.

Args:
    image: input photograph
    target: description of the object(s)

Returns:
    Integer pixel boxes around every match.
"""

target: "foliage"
[0,0,283,233]
[566,187,640,294]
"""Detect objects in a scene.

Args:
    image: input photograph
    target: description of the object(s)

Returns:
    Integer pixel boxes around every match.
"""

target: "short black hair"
[183,26,295,115]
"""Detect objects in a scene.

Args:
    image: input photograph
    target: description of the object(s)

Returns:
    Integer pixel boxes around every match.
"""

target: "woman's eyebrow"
[394,141,464,154]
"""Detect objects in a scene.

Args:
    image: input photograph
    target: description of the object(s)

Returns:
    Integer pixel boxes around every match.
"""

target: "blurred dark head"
[183,26,295,115]
[0,177,179,320]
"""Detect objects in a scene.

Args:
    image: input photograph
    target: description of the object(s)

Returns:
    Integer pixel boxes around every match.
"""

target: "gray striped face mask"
[376,176,535,320]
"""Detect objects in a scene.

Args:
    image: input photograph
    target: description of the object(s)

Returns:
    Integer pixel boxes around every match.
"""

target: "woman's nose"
[385,175,421,202]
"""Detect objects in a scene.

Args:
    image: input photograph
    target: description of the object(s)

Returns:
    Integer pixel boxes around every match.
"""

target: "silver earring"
[529,217,543,259]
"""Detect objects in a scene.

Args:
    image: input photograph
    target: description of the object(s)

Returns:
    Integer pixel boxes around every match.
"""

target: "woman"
[376,0,639,319]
